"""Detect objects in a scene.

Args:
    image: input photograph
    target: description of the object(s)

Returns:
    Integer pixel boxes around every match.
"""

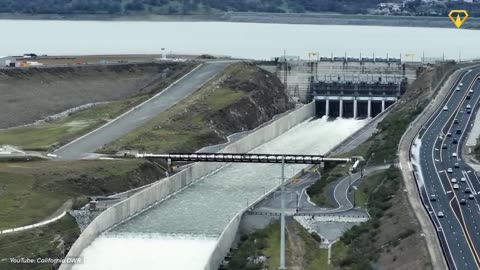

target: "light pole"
[348,173,352,192]
[279,156,286,270]
[352,185,358,208]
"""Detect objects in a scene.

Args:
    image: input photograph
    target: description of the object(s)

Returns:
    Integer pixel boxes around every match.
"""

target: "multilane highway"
[413,67,480,270]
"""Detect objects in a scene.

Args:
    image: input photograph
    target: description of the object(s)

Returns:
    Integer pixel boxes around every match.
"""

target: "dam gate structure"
[309,76,408,118]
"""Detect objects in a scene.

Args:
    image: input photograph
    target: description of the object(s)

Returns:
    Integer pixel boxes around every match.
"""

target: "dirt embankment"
[0,62,197,129]
[102,62,294,153]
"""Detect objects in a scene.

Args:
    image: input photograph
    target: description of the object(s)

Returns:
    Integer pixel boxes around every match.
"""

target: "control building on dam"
[309,77,408,118]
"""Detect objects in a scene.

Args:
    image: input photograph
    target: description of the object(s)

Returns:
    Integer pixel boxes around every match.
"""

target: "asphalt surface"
[252,165,389,216]
[53,61,229,160]
[414,67,480,270]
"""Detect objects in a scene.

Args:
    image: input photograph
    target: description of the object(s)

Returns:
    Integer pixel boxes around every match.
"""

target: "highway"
[53,61,229,160]
[413,67,480,270]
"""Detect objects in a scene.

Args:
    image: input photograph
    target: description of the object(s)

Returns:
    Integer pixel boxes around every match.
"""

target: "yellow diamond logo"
[448,10,469,28]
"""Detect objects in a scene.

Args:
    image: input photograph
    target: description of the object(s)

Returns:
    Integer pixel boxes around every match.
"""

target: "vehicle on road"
[469,194,475,200]
[443,144,447,149]
[438,211,444,217]
[460,199,467,205]
[461,177,466,182]
[456,86,460,91]
[451,178,457,183]
[454,163,460,168]
[460,82,464,86]
[453,184,459,189]
[430,194,437,201]
[447,168,453,173]
[466,187,472,194]
[456,129,462,134]
[447,132,452,137]
[469,89,474,94]
[454,119,459,124]
[443,105,448,111]
[467,95,471,100]
[452,138,458,144]
[452,152,457,157]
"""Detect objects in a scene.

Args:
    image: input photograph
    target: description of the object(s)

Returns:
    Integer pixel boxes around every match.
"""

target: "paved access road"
[252,164,389,216]
[414,67,480,270]
[53,61,229,160]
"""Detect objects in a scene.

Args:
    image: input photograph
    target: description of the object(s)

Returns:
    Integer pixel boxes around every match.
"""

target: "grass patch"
[293,221,331,270]
[0,214,80,270]
[330,167,404,269]
[0,159,163,230]
[306,164,350,207]
[354,172,385,208]
[0,96,145,151]
[101,62,289,154]
[226,222,279,270]
[227,220,330,270]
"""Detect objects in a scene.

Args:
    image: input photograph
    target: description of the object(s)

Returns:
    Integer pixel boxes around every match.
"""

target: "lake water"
[0,20,478,60]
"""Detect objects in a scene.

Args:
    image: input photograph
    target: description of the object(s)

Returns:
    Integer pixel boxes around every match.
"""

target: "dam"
[72,115,367,270]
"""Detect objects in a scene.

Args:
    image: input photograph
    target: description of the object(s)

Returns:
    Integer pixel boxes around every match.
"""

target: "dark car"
[453,138,458,144]
[443,144,448,149]
[460,199,467,205]
[454,119,459,124]
[456,129,462,134]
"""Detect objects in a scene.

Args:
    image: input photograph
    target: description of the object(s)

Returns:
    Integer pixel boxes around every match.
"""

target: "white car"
[451,178,457,183]
[447,168,453,173]
[469,89,474,94]
[460,82,464,86]
[461,177,466,182]
[452,153,457,157]
[453,184,459,189]
[438,211,444,217]
[443,106,448,111]
[456,87,460,91]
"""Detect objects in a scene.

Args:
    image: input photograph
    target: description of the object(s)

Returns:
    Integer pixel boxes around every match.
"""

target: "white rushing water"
[72,234,217,270]
[74,116,367,270]
[0,20,479,60]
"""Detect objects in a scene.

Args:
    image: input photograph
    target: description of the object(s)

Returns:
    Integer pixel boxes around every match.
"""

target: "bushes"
[333,167,402,269]
[306,164,348,206]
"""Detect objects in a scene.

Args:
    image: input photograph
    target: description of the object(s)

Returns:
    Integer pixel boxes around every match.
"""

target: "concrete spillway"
[73,116,367,270]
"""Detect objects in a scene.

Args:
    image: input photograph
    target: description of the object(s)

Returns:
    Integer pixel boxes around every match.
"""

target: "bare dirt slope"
[102,62,294,154]
[0,62,196,129]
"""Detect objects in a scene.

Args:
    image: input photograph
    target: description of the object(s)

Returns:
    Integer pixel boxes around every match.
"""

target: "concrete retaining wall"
[60,102,315,270]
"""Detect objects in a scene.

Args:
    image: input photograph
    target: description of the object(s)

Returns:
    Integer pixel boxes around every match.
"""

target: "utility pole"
[283,50,288,91]
[279,156,286,270]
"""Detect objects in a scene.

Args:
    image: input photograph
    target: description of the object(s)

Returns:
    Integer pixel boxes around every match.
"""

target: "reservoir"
[0,20,478,60]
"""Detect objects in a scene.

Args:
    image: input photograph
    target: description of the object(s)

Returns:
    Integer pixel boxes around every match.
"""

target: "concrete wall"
[204,143,317,270]
[60,102,315,270]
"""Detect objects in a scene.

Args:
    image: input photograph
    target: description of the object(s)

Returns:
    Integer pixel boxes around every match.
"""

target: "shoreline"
[0,12,479,29]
